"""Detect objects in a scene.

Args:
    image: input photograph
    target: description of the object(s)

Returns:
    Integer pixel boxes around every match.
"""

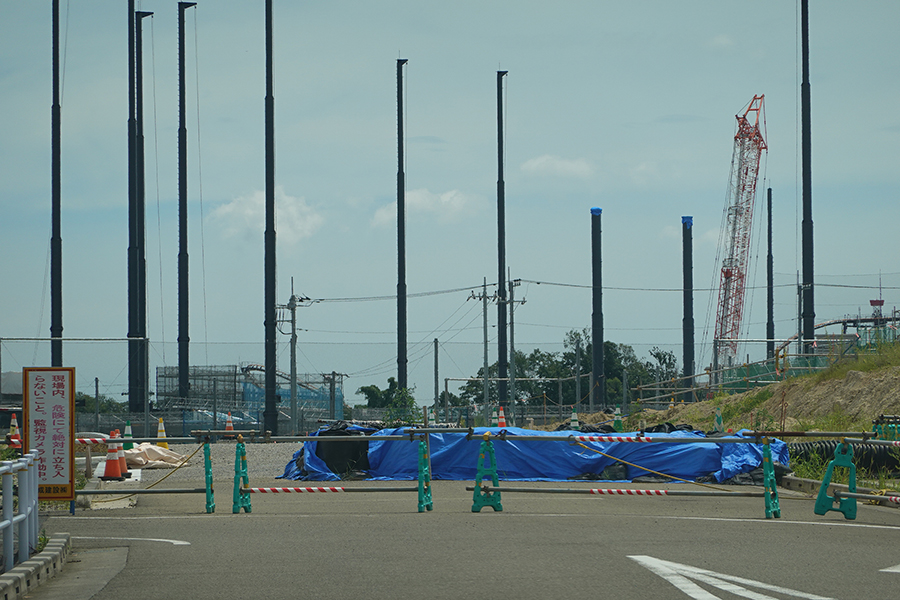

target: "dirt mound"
[638,366,900,432]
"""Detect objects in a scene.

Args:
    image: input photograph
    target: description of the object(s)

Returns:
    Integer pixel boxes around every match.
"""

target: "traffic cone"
[123,420,134,450]
[8,414,22,449]
[491,407,499,427]
[715,407,724,433]
[613,407,623,432]
[570,407,578,430]
[116,432,131,478]
[157,417,169,449]
[498,406,507,428]
[225,412,235,438]
[99,432,125,481]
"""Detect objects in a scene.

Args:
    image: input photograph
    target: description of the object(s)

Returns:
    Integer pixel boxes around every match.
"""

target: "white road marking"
[72,536,190,546]
[629,555,835,600]
[879,564,900,573]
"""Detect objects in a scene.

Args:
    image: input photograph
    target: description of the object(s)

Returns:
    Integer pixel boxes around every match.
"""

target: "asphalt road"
[28,476,900,600]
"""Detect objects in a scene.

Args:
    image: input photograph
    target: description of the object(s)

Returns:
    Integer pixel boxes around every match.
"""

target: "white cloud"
[520,154,593,178]
[371,188,481,228]
[209,186,324,244]
[709,34,734,48]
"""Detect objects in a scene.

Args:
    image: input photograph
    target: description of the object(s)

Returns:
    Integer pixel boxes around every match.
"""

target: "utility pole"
[278,282,310,435]
[507,274,524,425]
[469,279,495,416]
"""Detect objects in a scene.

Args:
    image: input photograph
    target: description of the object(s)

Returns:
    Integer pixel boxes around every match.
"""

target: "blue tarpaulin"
[278,426,789,483]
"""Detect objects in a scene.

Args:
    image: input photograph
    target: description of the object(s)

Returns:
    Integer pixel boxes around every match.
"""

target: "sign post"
[23,367,75,501]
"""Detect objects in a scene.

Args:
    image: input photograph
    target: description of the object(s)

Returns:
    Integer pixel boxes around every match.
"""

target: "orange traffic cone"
[116,432,131,478]
[8,414,22,449]
[99,432,125,481]
[225,412,235,438]
[498,406,507,428]
[157,417,169,450]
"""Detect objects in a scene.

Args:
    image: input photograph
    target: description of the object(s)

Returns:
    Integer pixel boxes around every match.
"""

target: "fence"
[0,450,39,573]
[233,434,433,513]
[464,431,782,518]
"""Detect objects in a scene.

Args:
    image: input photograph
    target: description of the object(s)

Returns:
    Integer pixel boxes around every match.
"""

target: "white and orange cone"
[115,431,131,478]
[225,412,235,438]
[99,432,125,481]
[498,406,507,428]
[8,414,22,449]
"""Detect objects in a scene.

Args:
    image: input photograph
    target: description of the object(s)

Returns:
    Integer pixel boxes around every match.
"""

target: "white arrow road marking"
[72,536,190,546]
[628,555,835,600]
[879,564,900,573]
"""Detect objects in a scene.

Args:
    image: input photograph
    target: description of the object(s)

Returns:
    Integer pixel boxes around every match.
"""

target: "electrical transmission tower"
[713,95,767,372]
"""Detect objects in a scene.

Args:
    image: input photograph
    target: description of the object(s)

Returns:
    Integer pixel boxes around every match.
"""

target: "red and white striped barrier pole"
[243,486,420,494]
[467,485,765,498]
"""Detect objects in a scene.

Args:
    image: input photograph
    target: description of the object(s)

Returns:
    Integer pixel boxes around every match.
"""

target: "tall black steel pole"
[128,9,152,413]
[801,0,815,349]
[127,0,138,411]
[591,207,605,409]
[766,188,775,360]
[264,0,278,435]
[496,70,508,409]
[682,216,694,403]
[396,58,408,390]
[51,0,62,366]
[137,11,152,412]
[177,3,196,403]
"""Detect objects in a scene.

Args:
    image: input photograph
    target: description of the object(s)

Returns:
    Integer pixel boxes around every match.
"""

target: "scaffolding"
[154,364,344,428]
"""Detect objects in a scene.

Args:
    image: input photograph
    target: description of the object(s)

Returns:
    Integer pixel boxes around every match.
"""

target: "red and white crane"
[713,95,767,370]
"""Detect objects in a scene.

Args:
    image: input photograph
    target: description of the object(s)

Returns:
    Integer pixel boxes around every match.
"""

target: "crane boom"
[714,95,767,369]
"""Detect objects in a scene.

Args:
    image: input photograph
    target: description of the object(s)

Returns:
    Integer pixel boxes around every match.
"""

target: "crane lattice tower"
[714,95,767,368]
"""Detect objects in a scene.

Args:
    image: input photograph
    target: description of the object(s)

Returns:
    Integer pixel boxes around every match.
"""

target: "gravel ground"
[138,441,303,485]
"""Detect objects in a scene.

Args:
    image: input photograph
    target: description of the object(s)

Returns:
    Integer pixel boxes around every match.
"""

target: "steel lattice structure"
[714,95,767,367]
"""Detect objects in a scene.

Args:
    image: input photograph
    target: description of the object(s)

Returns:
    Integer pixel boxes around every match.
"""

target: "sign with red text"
[23,367,75,501]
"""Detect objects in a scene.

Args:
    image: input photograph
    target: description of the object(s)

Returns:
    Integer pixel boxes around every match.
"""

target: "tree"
[648,346,680,382]
[74,392,126,414]
[356,377,401,409]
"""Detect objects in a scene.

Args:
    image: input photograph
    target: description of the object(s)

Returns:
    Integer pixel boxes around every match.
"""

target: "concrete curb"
[0,533,70,600]
[781,475,900,509]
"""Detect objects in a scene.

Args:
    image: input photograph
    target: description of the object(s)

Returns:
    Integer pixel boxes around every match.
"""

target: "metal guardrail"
[1,450,40,572]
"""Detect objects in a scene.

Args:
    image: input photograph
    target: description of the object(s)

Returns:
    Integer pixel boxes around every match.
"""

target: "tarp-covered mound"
[279,422,375,482]
[279,426,788,483]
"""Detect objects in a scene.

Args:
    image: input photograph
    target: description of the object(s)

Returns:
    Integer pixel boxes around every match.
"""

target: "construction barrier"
[234,434,434,513]
[467,431,782,519]
[0,450,40,572]
[73,437,215,513]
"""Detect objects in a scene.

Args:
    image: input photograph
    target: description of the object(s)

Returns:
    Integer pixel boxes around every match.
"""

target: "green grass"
[809,341,900,384]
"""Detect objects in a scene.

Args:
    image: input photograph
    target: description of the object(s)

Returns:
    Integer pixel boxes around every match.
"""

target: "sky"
[1,1,898,406]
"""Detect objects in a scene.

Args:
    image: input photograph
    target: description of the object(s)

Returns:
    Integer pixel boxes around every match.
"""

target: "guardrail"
[1,450,40,572]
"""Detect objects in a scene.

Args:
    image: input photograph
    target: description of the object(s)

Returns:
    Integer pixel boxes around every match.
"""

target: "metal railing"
[0,450,40,573]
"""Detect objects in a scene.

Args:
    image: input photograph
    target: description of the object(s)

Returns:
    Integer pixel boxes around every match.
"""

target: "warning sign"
[23,367,75,501]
